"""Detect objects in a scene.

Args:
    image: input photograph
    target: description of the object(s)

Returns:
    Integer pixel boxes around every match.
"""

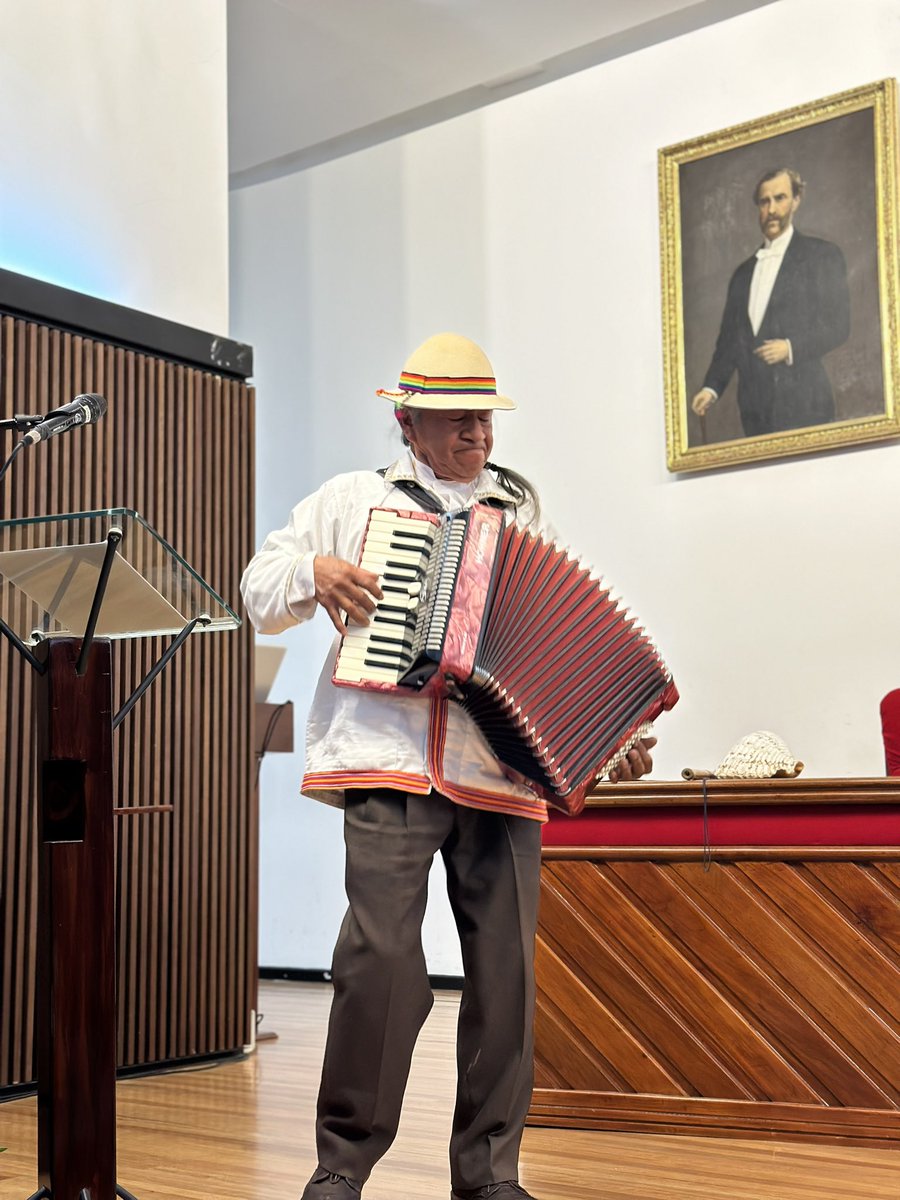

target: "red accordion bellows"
[334,506,678,813]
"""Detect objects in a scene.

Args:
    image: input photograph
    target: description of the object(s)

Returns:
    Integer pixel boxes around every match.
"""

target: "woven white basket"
[714,730,803,779]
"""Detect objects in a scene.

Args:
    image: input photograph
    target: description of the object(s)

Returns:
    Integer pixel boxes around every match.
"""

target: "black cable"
[0,438,26,488]
[255,700,291,787]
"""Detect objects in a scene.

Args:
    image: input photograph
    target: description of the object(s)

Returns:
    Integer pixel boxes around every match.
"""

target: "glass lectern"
[0,508,241,1200]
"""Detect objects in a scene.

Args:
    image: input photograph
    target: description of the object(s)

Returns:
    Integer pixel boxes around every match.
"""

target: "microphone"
[23,393,107,445]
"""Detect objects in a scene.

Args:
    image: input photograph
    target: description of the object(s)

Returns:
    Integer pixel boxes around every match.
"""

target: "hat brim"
[377,388,516,411]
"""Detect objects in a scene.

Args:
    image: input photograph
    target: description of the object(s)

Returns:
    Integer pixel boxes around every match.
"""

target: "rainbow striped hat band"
[377,332,516,410]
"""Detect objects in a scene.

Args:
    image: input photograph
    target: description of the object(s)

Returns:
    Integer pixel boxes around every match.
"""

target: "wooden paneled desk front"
[529,778,900,1148]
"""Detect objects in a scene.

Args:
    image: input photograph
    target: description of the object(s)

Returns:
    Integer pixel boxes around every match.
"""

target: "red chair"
[880,689,900,775]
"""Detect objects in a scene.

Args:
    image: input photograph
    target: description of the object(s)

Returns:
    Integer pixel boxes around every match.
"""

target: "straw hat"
[377,332,516,410]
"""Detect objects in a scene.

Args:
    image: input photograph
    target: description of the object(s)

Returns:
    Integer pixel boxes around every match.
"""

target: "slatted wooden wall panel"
[531,851,900,1147]
[0,314,256,1088]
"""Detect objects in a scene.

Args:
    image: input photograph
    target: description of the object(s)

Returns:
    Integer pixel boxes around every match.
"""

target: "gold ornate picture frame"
[659,78,900,472]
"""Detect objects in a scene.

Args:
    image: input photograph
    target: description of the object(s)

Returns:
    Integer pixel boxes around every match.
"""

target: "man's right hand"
[313,555,383,635]
[691,388,716,417]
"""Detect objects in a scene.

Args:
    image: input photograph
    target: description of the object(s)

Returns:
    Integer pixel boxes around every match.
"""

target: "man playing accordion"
[241,332,656,1200]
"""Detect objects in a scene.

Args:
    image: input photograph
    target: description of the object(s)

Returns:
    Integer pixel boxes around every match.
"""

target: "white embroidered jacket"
[240,452,552,821]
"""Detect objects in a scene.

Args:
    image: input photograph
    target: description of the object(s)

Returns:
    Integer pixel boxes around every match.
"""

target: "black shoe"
[301,1166,363,1198]
[451,1183,536,1200]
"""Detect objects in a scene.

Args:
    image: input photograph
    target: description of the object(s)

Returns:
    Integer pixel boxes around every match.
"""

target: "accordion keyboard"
[333,510,434,684]
[333,508,473,687]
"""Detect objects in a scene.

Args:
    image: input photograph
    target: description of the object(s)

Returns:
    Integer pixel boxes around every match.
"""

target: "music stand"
[0,508,241,1200]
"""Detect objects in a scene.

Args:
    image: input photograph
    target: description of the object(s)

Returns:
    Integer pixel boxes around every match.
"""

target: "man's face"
[402,408,494,483]
[756,172,800,240]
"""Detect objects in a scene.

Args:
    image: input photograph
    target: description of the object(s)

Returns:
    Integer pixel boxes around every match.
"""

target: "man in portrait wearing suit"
[692,167,850,437]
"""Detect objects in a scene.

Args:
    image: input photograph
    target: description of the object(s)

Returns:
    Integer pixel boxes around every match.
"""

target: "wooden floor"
[0,980,897,1199]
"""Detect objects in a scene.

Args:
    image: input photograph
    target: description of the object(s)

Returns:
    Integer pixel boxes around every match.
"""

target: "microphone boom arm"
[0,414,44,432]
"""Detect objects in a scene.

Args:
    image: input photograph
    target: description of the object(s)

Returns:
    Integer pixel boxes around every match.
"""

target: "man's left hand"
[753,339,791,365]
[607,736,657,783]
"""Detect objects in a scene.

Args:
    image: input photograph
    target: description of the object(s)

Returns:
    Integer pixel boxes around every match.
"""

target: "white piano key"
[367,511,434,531]
[338,648,409,670]
[343,628,415,648]
[360,548,426,567]
[334,662,400,684]
[361,530,432,549]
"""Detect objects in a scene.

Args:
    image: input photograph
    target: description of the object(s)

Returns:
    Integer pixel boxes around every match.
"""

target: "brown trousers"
[315,788,543,1190]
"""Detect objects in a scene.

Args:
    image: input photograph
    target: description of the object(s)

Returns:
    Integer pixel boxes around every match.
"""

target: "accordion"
[333,506,678,813]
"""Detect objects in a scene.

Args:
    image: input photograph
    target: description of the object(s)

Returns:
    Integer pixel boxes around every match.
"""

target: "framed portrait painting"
[659,78,900,472]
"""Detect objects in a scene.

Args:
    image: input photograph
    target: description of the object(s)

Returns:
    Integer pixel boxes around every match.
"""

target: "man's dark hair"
[753,167,805,204]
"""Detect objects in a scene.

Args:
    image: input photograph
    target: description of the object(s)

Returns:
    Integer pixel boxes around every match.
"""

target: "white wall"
[230,0,900,972]
[0,0,229,333]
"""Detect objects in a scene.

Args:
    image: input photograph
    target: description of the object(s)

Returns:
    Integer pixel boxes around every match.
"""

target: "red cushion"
[542,803,900,847]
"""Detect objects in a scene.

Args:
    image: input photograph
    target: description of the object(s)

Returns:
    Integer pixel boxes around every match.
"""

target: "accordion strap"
[377,468,510,514]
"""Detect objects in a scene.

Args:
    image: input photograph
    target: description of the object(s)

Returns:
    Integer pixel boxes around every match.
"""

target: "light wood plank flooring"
[0,981,897,1199]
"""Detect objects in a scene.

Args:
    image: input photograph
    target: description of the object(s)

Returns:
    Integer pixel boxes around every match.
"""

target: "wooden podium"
[0,508,241,1200]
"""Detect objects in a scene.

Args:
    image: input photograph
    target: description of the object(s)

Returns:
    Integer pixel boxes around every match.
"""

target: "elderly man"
[241,333,655,1200]
[692,167,850,437]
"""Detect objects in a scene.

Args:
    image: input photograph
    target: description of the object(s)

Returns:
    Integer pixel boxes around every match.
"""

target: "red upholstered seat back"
[880,689,900,776]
